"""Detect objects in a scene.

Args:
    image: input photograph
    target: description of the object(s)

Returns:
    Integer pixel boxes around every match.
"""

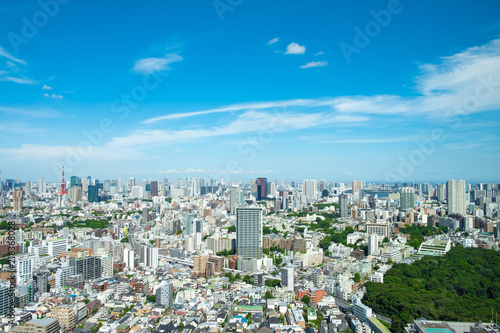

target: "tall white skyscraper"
[302,179,318,200]
[352,180,363,199]
[142,244,158,269]
[368,234,379,255]
[124,247,135,270]
[447,180,466,215]
[281,265,294,291]
[38,177,47,194]
[236,208,263,259]
[230,185,242,215]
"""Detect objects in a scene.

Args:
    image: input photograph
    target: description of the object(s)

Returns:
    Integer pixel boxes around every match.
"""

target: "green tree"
[354,273,361,283]
[301,294,310,305]
[227,226,236,232]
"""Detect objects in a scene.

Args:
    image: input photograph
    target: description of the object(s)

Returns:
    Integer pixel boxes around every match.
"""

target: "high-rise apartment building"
[302,179,318,200]
[124,247,135,270]
[400,187,415,211]
[236,208,263,259]
[155,282,173,308]
[339,193,348,218]
[437,184,446,202]
[69,256,102,281]
[281,265,294,291]
[13,189,23,210]
[447,180,466,215]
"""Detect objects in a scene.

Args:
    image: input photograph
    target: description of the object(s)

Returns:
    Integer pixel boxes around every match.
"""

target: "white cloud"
[132,54,183,74]
[43,93,63,99]
[42,85,53,90]
[0,46,26,65]
[315,51,324,56]
[268,37,279,45]
[285,42,306,55]
[0,46,35,84]
[0,106,60,118]
[300,61,328,69]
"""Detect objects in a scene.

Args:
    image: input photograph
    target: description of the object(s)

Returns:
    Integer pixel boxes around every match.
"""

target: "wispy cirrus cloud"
[0,106,61,118]
[267,37,279,45]
[0,45,36,84]
[132,53,183,74]
[300,61,328,69]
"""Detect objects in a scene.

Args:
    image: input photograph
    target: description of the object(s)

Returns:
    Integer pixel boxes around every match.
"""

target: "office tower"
[0,282,13,316]
[366,222,390,238]
[38,177,47,194]
[352,180,363,198]
[256,178,267,201]
[10,318,60,333]
[87,185,99,203]
[100,256,113,277]
[124,247,135,270]
[130,186,143,199]
[142,244,158,269]
[70,176,81,188]
[230,185,242,215]
[281,265,294,291]
[368,234,378,255]
[69,256,102,281]
[55,266,75,288]
[182,213,196,235]
[302,179,318,200]
[447,180,466,215]
[400,187,415,211]
[155,282,173,307]
[16,255,33,284]
[150,181,159,197]
[497,221,500,240]
[236,208,263,259]
[339,193,348,218]
[13,189,23,210]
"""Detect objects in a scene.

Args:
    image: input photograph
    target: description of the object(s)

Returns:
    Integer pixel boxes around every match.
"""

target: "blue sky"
[1,0,500,183]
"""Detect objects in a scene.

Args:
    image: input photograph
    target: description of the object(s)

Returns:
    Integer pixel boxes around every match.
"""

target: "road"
[333,296,392,325]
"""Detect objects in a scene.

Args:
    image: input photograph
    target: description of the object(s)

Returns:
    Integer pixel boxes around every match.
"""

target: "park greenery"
[363,246,500,333]
[66,219,109,229]
[398,224,442,248]
[319,226,356,250]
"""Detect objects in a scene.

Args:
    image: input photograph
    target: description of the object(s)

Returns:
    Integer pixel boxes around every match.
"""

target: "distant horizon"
[3,172,499,187]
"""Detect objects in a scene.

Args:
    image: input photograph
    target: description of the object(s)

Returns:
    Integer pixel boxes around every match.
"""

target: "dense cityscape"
[1,1,500,333]
[0,170,498,333]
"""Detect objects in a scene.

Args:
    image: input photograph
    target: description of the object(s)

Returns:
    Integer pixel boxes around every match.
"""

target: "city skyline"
[1,1,500,181]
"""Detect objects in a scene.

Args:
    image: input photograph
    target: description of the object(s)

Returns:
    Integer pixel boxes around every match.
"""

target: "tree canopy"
[363,246,500,332]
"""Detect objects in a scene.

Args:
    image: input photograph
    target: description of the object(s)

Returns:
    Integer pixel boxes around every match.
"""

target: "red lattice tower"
[59,160,68,195]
